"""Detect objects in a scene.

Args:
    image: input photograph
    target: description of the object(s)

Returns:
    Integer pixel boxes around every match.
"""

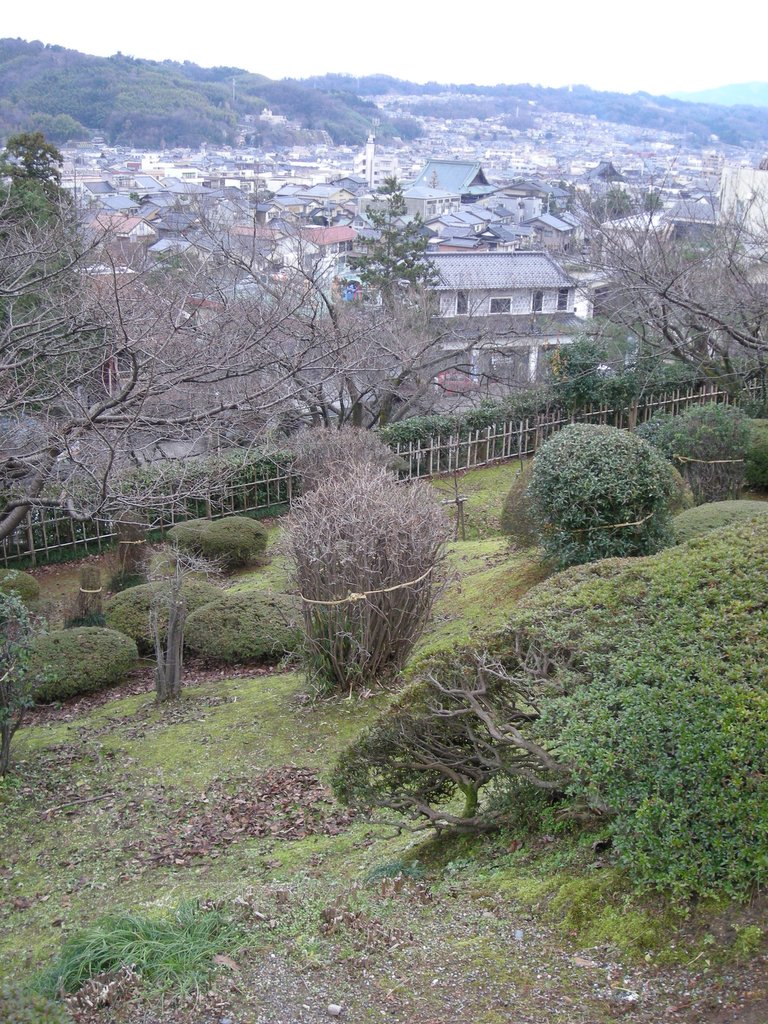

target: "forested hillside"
[299,73,768,147]
[0,38,415,147]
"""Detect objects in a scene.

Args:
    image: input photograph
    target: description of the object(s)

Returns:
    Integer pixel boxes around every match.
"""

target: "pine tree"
[353,177,437,306]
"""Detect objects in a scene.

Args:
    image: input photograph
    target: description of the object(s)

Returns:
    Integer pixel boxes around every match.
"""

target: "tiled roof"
[430,252,573,290]
[411,160,490,195]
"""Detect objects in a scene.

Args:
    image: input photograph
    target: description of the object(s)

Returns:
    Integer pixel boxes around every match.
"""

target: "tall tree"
[352,178,437,306]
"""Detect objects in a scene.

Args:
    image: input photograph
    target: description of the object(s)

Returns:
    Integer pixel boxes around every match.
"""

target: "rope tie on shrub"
[572,511,656,534]
[300,566,435,606]
[79,587,103,594]
[672,455,745,464]
[118,539,146,544]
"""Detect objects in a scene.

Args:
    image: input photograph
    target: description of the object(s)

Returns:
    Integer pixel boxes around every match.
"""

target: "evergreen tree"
[353,177,437,306]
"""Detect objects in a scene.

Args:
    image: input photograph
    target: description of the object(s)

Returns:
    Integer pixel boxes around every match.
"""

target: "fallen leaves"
[139,767,355,868]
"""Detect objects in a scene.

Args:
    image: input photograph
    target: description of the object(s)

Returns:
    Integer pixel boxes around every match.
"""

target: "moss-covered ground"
[2,465,766,1023]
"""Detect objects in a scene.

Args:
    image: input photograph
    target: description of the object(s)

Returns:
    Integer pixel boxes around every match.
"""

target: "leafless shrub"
[291,426,397,492]
[286,468,450,694]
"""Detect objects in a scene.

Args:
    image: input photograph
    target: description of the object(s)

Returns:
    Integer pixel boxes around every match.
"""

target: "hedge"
[672,500,768,543]
[166,516,268,571]
[0,569,40,604]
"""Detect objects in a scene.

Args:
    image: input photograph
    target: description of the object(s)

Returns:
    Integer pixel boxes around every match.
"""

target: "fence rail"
[2,378,765,568]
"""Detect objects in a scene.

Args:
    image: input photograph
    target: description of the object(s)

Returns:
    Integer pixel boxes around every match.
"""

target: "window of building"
[490,297,511,314]
[557,287,569,311]
[456,290,468,315]
[532,290,543,313]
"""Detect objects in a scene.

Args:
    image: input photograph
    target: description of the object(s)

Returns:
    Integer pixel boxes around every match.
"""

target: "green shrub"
[499,462,539,548]
[337,518,768,898]
[28,628,138,702]
[527,424,675,568]
[167,516,267,571]
[507,518,768,898]
[745,419,768,489]
[0,569,40,604]
[640,404,751,503]
[0,983,70,1024]
[35,901,245,998]
[184,591,301,663]
[104,580,220,654]
[672,500,768,543]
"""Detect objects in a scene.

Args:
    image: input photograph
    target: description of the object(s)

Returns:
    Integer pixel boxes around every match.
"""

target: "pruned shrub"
[527,424,675,568]
[639,404,751,503]
[105,580,220,654]
[291,426,396,492]
[672,499,768,543]
[0,983,70,1024]
[286,468,449,693]
[745,419,768,489]
[0,569,40,604]
[167,516,267,571]
[335,518,768,898]
[29,628,138,703]
[499,462,539,548]
[185,591,301,664]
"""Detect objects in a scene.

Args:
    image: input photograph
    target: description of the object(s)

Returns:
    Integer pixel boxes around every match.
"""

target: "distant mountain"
[670,83,768,108]
[0,38,419,148]
[296,74,768,148]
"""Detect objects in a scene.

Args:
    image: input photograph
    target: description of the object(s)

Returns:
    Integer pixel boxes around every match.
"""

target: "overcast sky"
[3,1,763,98]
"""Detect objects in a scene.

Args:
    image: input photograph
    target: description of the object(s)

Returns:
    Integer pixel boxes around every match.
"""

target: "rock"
[327,1004,343,1017]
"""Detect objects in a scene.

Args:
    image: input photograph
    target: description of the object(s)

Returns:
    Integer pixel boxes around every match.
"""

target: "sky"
[3,1,764,98]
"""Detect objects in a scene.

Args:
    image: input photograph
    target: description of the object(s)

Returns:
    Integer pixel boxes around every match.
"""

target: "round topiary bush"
[0,983,70,1024]
[185,591,302,663]
[28,627,139,702]
[499,462,539,548]
[167,516,267,571]
[672,499,768,543]
[527,424,675,568]
[0,569,40,604]
[104,580,220,653]
[639,404,751,503]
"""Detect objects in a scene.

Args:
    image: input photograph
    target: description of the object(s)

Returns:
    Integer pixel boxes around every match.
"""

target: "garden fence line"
[2,377,764,568]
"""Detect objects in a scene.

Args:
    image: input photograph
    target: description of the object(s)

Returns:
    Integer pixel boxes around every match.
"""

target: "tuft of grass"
[35,900,247,997]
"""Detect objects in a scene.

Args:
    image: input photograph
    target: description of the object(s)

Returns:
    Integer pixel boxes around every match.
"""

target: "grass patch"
[34,900,247,997]
[429,463,520,540]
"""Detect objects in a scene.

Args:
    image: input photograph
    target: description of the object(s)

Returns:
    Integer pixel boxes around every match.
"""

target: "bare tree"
[582,190,768,390]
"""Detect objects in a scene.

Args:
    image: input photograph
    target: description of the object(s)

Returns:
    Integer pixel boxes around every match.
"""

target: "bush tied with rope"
[286,466,450,695]
[637,404,751,504]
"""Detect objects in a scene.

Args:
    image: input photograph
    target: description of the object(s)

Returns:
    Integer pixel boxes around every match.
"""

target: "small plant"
[527,423,675,567]
[0,569,40,605]
[184,591,301,664]
[167,516,267,571]
[35,901,246,998]
[28,628,138,703]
